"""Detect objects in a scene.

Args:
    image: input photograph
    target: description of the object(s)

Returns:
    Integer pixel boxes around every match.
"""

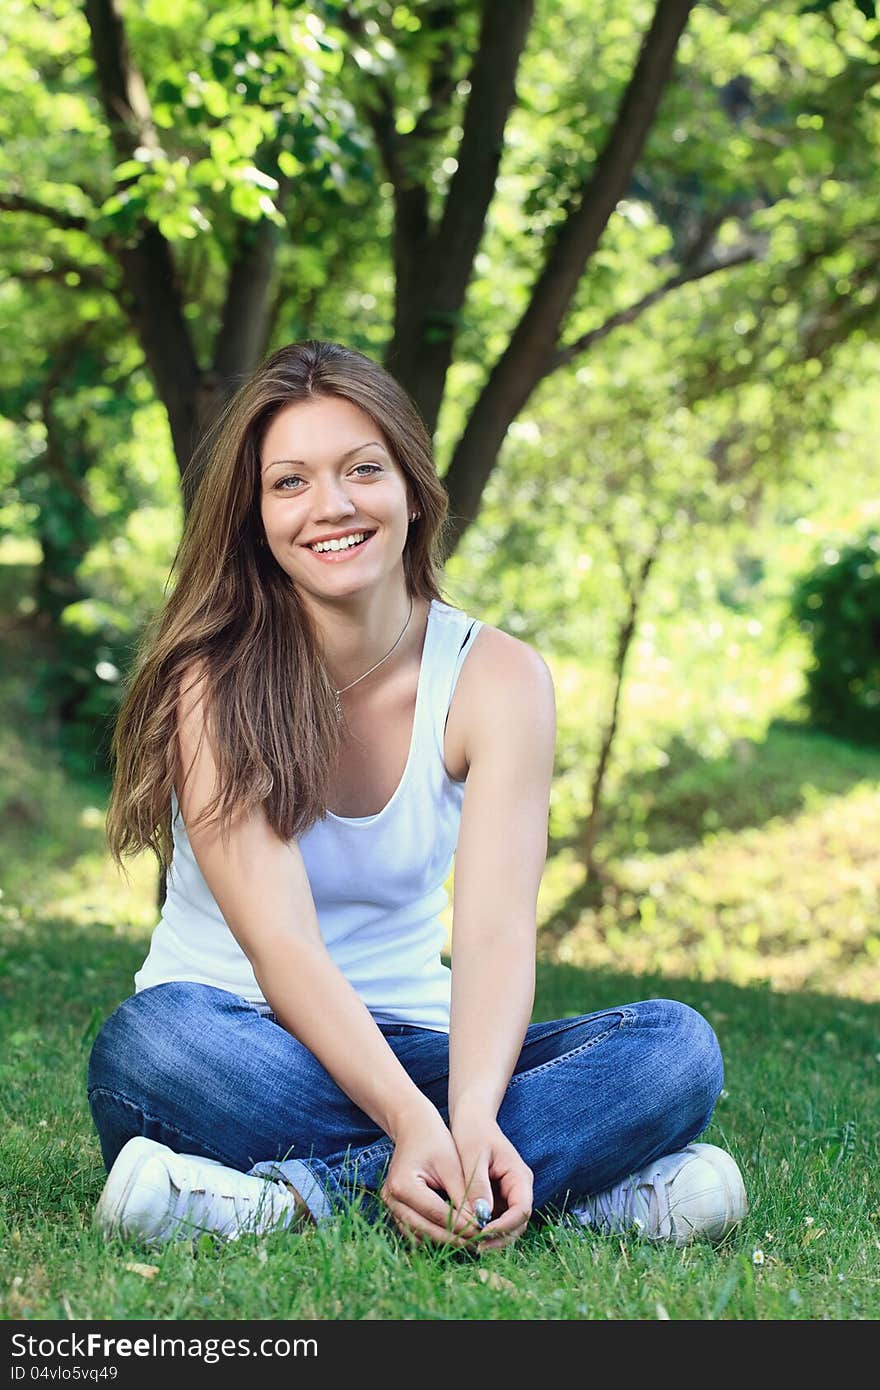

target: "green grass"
[1,554,879,1320]
[1,920,877,1320]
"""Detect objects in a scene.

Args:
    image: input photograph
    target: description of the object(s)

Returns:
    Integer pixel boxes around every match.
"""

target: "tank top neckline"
[325,597,438,826]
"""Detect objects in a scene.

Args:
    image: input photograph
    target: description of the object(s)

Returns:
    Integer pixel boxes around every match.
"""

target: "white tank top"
[134,599,483,1032]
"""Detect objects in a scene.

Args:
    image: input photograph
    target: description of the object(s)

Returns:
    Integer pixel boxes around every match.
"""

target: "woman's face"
[259,395,415,600]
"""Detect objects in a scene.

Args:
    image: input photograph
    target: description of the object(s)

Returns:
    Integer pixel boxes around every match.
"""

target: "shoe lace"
[577,1163,675,1239]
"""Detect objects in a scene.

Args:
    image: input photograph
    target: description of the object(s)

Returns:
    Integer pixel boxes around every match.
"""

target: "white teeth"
[310,532,369,553]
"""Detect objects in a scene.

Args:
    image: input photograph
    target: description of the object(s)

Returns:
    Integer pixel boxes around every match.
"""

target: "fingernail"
[474,1198,492,1229]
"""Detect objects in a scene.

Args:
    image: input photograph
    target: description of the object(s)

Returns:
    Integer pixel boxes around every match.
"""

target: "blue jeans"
[87,983,723,1225]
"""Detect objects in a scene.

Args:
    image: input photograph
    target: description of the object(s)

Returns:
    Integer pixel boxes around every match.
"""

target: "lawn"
[1,919,877,1320]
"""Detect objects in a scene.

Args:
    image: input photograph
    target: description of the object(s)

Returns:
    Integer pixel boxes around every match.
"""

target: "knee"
[86,983,243,1172]
[649,999,724,1128]
[87,982,229,1097]
[87,994,142,1096]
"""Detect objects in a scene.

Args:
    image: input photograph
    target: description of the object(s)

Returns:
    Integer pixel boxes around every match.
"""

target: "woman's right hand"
[380,1105,480,1247]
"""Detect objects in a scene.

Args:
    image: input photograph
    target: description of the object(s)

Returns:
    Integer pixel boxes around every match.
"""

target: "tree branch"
[411,4,461,144]
[802,251,880,360]
[83,0,200,481]
[211,218,283,384]
[0,192,91,233]
[336,7,406,185]
[82,0,159,160]
[687,234,880,403]
[433,0,534,266]
[441,0,697,552]
[580,527,661,882]
[208,169,292,416]
[678,205,739,269]
[388,0,535,431]
[548,247,756,373]
[1,257,113,294]
[336,6,436,329]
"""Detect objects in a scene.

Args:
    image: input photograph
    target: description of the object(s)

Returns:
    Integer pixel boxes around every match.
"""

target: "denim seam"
[88,1086,250,1170]
[327,1136,394,1171]
[520,1007,637,1051]
[506,1008,636,1087]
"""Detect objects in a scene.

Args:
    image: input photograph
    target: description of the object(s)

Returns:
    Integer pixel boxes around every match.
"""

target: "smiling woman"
[88,340,747,1258]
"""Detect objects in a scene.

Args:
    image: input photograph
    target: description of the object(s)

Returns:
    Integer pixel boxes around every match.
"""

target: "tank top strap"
[418,600,484,766]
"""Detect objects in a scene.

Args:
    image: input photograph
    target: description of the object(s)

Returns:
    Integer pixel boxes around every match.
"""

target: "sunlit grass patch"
[543,778,880,1001]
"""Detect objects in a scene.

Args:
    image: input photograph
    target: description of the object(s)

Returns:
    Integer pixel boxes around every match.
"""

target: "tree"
[8,0,855,532]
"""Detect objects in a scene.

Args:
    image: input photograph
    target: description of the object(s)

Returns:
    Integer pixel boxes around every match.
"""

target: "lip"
[303,527,376,545]
[304,531,377,563]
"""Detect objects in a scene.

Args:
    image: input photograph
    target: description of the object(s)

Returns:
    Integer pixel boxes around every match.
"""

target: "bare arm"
[446,632,557,1243]
[175,667,474,1241]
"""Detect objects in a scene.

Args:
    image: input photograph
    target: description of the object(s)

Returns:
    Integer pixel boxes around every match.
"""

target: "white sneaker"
[94,1137,305,1246]
[571,1143,748,1246]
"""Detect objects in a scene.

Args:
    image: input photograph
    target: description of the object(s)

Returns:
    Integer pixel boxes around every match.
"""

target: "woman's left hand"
[450,1111,533,1252]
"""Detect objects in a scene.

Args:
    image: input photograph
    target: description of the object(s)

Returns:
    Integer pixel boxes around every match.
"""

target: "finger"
[476,1227,527,1254]
[385,1196,471,1248]
[447,1174,495,1237]
[476,1211,531,1248]
[476,1201,532,1240]
[459,1186,494,1234]
[431,1159,484,1235]
[475,1224,526,1251]
[457,1155,492,1207]
[492,1164,533,1210]
[487,1172,533,1228]
[382,1176,471,1237]
[449,1190,492,1236]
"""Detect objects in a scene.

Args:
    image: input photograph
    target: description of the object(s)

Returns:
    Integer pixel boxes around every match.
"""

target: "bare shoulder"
[465,624,554,687]
[456,624,556,766]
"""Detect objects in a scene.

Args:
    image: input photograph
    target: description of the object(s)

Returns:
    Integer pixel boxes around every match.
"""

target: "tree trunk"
[581,539,661,881]
[387,0,536,436]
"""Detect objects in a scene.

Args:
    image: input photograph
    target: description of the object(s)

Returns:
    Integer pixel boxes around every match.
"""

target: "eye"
[352,463,382,476]
[273,475,304,490]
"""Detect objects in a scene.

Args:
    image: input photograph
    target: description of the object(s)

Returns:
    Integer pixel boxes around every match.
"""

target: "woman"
[88,340,747,1252]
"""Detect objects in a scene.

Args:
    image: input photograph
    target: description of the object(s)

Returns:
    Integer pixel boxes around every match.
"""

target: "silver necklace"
[333,595,414,717]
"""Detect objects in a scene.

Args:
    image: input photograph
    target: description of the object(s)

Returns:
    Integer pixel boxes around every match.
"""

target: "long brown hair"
[106,340,451,873]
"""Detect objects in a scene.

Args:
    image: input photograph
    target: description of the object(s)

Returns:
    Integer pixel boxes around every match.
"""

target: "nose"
[311,475,358,521]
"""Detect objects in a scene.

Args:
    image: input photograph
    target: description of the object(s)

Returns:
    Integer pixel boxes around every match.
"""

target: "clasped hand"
[379,1107,533,1252]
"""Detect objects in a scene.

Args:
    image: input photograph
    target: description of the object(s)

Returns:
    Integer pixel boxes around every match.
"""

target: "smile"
[305,531,376,562]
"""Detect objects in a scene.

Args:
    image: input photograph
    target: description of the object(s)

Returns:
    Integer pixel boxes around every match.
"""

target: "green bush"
[790,530,880,745]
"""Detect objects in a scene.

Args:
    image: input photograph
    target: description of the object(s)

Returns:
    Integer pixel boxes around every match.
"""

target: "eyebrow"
[262,442,387,476]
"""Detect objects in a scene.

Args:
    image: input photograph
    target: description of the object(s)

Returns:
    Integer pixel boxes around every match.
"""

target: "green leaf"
[112,160,149,182]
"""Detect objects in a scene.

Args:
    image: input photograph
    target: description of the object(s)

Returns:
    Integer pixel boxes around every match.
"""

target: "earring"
[409,511,420,521]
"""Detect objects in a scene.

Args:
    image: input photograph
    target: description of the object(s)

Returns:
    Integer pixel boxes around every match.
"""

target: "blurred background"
[1,0,878,1002]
